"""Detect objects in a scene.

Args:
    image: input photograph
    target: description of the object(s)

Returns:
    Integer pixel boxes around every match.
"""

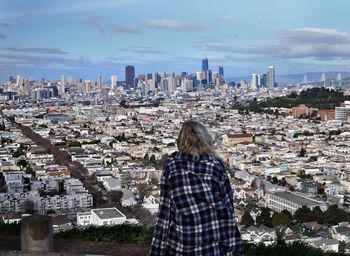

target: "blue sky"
[0,0,350,82]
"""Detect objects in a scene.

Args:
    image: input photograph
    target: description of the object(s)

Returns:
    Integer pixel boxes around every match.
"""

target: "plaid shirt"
[150,151,243,256]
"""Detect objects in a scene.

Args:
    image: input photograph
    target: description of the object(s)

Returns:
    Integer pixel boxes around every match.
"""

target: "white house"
[77,207,126,226]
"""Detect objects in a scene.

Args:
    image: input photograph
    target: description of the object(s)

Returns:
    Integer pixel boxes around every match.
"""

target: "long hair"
[177,120,218,157]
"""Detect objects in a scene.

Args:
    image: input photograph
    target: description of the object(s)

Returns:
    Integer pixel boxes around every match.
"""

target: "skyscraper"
[321,73,326,86]
[261,74,267,87]
[202,58,209,72]
[59,75,65,95]
[125,65,135,88]
[267,66,275,90]
[251,74,259,90]
[337,73,342,87]
[111,75,117,90]
[218,66,224,77]
[98,76,103,90]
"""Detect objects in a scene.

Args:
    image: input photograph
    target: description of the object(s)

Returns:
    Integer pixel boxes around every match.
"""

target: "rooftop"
[92,208,125,220]
[272,192,322,206]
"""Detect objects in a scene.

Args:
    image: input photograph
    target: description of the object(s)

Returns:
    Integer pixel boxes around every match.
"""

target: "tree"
[272,211,291,226]
[241,211,255,226]
[324,204,350,225]
[256,207,273,227]
[150,154,156,164]
[305,206,324,223]
[294,206,311,223]
[271,176,278,184]
[143,153,149,162]
[17,159,27,168]
[107,191,123,205]
[299,148,306,157]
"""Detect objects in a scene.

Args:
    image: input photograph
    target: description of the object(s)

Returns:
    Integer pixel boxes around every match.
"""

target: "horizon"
[1,0,350,82]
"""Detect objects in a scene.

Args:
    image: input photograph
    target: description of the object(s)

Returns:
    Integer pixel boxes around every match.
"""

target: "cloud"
[4,47,69,54]
[218,16,233,21]
[112,24,140,34]
[195,27,350,60]
[81,16,102,25]
[0,22,10,27]
[0,33,5,40]
[141,19,207,31]
[119,45,167,55]
[81,16,105,34]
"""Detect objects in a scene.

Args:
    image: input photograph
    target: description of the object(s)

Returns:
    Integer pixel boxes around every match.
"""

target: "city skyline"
[1,0,350,82]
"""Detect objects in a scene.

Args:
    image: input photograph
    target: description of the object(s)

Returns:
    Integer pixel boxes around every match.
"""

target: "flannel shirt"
[149,151,243,256]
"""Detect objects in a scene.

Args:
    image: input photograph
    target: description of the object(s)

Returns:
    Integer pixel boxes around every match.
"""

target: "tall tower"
[125,65,135,89]
[111,75,117,90]
[267,66,275,90]
[218,66,224,77]
[303,74,308,84]
[59,75,65,95]
[337,73,342,87]
[321,73,326,87]
[98,76,103,90]
[201,58,209,84]
[251,74,259,90]
[202,58,209,72]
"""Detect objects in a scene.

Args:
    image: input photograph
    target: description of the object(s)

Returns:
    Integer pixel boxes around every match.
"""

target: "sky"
[0,0,350,82]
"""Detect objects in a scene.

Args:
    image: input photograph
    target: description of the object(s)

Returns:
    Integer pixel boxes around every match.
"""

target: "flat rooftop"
[92,208,125,219]
[272,192,321,206]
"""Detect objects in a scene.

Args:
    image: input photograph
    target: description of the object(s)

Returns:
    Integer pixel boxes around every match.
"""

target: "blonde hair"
[177,120,218,157]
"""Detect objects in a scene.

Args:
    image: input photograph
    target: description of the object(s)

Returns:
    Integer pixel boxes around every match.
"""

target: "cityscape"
[1,0,350,255]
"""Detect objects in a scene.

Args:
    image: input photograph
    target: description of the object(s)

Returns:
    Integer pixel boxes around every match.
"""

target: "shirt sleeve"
[149,166,172,256]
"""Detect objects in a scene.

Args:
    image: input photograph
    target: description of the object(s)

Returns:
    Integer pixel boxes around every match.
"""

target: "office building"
[267,66,275,90]
[266,191,324,214]
[111,75,117,90]
[335,101,350,121]
[261,74,267,87]
[202,58,209,71]
[98,76,103,90]
[125,66,135,88]
[251,74,259,90]
[218,66,224,77]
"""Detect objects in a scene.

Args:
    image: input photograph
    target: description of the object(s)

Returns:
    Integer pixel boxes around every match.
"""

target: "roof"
[271,192,321,206]
[92,208,125,220]
[227,134,252,138]
[312,239,338,246]
[52,215,71,225]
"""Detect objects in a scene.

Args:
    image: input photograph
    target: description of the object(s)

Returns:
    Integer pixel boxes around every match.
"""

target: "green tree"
[272,211,291,226]
[256,207,273,227]
[324,204,350,225]
[294,206,311,223]
[150,154,156,164]
[299,148,306,157]
[240,211,255,227]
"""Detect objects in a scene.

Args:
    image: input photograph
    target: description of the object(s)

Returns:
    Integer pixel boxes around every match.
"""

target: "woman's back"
[150,151,243,255]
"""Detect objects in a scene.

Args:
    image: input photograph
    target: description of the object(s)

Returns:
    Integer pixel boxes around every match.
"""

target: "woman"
[150,120,243,255]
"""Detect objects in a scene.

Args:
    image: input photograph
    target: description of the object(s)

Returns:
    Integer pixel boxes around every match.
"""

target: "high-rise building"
[321,73,326,86]
[125,65,135,89]
[267,66,275,90]
[218,66,224,77]
[261,74,267,87]
[98,76,103,90]
[59,75,65,95]
[337,73,342,87]
[111,75,117,90]
[202,58,209,71]
[303,74,308,84]
[251,74,259,90]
